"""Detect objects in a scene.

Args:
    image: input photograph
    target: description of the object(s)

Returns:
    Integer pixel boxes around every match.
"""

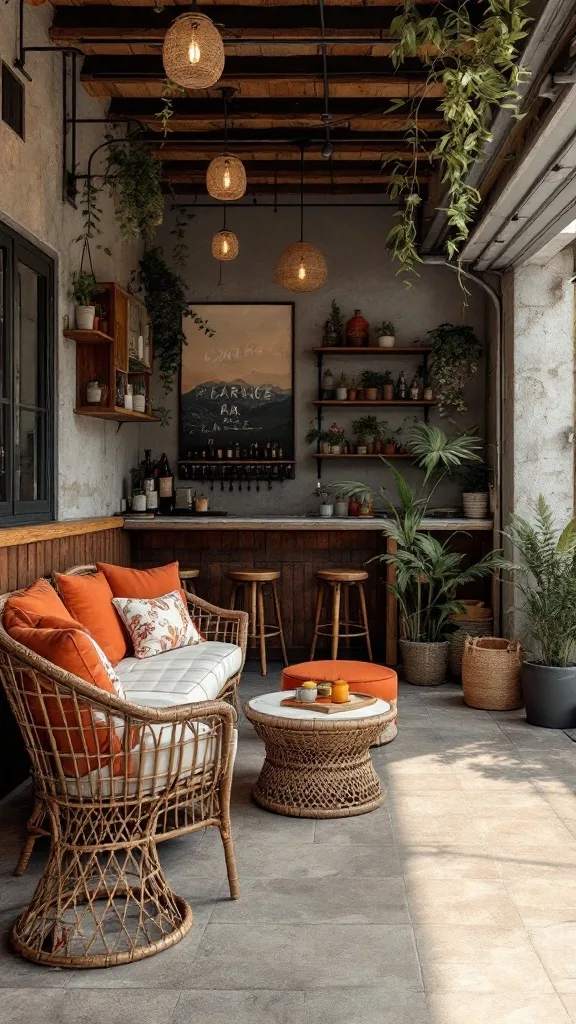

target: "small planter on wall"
[76,305,95,330]
[378,335,395,348]
[463,491,489,519]
[364,388,378,401]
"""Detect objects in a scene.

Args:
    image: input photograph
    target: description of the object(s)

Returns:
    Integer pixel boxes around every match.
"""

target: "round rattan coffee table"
[244,691,393,819]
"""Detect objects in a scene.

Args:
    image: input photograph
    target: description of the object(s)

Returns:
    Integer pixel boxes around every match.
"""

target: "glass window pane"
[0,247,7,399]
[15,409,45,502]
[0,405,8,504]
[14,261,40,408]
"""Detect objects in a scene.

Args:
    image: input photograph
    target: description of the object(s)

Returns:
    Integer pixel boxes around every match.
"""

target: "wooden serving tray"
[281,692,377,714]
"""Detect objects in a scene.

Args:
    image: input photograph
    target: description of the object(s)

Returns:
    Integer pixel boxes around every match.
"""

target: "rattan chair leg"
[14,834,38,878]
[310,581,325,660]
[272,580,289,667]
[14,796,47,877]
[331,582,341,660]
[358,583,373,662]
[257,585,267,676]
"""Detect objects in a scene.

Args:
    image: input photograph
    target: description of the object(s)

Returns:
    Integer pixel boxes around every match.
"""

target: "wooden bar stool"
[179,568,200,596]
[227,570,288,676]
[310,568,373,662]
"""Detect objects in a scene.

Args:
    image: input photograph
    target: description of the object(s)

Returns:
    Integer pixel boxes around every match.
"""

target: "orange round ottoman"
[282,660,398,745]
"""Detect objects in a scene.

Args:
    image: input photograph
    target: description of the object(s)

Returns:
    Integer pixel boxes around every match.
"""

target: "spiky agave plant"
[495,496,576,666]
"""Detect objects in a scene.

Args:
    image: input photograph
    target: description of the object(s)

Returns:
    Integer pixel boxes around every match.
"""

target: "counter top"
[123,515,493,532]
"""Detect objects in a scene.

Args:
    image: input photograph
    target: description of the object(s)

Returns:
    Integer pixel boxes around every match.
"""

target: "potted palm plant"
[496,499,576,727]
[71,271,99,330]
[331,424,499,685]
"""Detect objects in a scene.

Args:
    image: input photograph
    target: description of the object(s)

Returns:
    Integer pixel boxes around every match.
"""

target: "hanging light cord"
[300,146,305,243]
[223,94,229,154]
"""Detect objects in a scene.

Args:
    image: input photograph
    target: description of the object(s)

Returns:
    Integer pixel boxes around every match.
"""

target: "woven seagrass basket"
[462,636,523,711]
[448,619,494,679]
[400,639,448,686]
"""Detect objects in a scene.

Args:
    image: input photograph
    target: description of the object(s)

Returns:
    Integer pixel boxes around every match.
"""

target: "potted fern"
[377,321,395,348]
[331,424,499,684]
[496,499,576,728]
[71,271,99,330]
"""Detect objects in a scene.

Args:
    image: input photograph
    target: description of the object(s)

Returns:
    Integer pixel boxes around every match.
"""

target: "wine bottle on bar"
[157,453,174,514]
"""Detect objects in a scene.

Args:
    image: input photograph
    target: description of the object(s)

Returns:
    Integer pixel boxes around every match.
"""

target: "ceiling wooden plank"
[80,76,443,99]
[149,144,429,160]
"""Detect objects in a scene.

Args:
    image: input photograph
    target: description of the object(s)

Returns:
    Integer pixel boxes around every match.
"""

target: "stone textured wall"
[0,2,143,519]
[143,201,488,514]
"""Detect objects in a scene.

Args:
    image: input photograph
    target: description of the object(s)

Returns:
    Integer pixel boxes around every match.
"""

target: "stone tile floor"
[2,666,576,1022]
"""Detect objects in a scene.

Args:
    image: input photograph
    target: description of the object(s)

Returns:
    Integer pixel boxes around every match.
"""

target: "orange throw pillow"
[54,571,127,666]
[7,619,128,778]
[4,578,75,633]
[97,561,185,602]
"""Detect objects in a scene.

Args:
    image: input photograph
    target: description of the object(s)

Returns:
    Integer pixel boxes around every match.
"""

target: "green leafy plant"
[381,370,393,387]
[376,321,395,336]
[495,497,576,666]
[330,423,495,641]
[135,247,189,393]
[103,133,164,241]
[351,415,382,441]
[305,422,346,447]
[461,460,491,492]
[427,323,482,416]
[329,299,344,342]
[360,370,386,390]
[71,271,99,306]
[386,0,531,277]
[156,79,186,135]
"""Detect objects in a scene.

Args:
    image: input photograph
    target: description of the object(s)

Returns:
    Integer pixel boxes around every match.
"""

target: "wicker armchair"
[0,616,239,967]
[12,567,248,877]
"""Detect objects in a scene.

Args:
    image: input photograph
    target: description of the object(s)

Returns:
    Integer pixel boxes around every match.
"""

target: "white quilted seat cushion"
[115,641,243,708]
[66,721,238,799]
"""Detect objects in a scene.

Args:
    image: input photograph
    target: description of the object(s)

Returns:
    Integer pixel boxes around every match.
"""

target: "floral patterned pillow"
[111,589,203,659]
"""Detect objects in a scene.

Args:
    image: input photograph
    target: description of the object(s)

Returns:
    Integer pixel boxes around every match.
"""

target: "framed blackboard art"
[179,302,294,460]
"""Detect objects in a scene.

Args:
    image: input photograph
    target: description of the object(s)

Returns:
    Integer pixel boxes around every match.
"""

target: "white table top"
[247,690,391,721]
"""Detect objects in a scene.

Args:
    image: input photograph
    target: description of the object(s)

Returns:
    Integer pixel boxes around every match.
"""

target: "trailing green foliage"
[136,247,189,393]
[387,0,531,275]
[495,497,576,666]
[427,323,482,416]
[103,134,164,241]
[156,80,187,135]
[460,460,491,492]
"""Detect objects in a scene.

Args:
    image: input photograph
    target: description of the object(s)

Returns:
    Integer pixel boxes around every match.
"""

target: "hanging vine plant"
[427,323,482,416]
[386,0,531,276]
[103,132,164,241]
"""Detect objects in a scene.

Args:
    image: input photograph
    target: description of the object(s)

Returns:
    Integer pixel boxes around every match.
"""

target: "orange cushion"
[7,618,126,777]
[97,561,185,603]
[3,578,75,633]
[282,660,398,702]
[54,571,127,666]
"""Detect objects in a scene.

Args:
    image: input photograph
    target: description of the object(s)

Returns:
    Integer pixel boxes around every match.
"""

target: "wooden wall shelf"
[312,453,412,459]
[75,406,159,423]
[313,400,436,407]
[64,329,113,345]
[178,459,295,466]
[312,346,431,355]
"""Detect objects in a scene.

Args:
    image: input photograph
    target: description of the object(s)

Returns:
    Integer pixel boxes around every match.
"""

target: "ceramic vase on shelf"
[383,384,394,400]
[320,502,334,518]
[76,305,95,331]
[378,335,395,348]
[364,388,378,401]
[345,309,369,346]
[133,394,146,413]
[86,380,102,405]
[462,492,489,519]
[330,445,342,455]
[334,499,349,518]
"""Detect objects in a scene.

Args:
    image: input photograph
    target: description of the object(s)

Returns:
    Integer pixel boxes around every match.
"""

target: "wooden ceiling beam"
[109,106,443,132]
[53,0,440,9]
[149,143,430,161]
[83,78,443,100]
[162,168,429,184]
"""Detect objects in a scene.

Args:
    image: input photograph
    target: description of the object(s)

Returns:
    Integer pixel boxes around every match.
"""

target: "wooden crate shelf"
[64,329,113,345]
[74,406,160,423]
[312,452,412,459]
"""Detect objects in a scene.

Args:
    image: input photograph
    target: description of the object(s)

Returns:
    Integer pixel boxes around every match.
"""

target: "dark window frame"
[1,63,25,141]
[0,222,55,525]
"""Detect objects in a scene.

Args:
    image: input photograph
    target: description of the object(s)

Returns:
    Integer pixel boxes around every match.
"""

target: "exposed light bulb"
[223,162,231,189]
[188,35,201,64]
[298,261,306,281]
[222,238,229,254]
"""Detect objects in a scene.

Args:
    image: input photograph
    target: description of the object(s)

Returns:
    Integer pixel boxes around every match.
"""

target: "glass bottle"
[409,374,420,400]
[395,371,407,399]
[234,442,241,459]
[157,453,174,514]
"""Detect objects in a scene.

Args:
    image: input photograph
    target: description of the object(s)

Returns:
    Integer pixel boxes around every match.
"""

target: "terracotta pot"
[346,309,369,346]
[356,389,365,401]
[383,385,394,401]
[374,439,382,454]
[364,388,378,401]
[366,441,374,454]
[92,316,100,331]
[384,442,396,455]
[347,389,357,401]
[348,500,360,517]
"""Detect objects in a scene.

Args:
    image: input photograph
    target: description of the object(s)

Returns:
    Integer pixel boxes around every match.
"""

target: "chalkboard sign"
[179,302,294,458]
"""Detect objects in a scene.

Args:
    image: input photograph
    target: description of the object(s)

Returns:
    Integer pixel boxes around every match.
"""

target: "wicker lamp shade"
[206,155,246,201]
[275,241,328,293]
[212,229,239,261]
[162,12,225,90]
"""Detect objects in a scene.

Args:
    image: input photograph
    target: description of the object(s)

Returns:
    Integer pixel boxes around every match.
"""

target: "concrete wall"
[143,200,488,514]
[502,248,575,527]
[0,2,143,519]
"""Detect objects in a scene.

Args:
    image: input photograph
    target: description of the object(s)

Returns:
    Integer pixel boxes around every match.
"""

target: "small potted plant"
[461,461,490,519]
[335,373,348,401]
[319,488,334,518]
[322,300,345,346]
[304,423,334,455]
[327,423,346,454]
[347,376,358,402]
[333,493,349,518]
[376,321,395,348]
[383,435,396,455]
[360,370,382,401]
[71,271,99,331]
[381,370,394,401]
[352,415,381,455]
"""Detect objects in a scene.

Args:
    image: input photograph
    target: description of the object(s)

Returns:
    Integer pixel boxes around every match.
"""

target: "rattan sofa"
[0,570,248,968]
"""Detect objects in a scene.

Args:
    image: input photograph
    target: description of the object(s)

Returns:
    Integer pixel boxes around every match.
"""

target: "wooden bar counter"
[124,516,494,665]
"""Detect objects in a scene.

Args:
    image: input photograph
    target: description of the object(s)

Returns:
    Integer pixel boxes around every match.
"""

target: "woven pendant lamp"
[275,148,327,293]
[162,12,225,90]
[212,204,239,261]
[206,89,246,201]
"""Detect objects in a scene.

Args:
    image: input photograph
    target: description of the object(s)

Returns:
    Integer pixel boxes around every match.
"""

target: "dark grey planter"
[522,661,576,729]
